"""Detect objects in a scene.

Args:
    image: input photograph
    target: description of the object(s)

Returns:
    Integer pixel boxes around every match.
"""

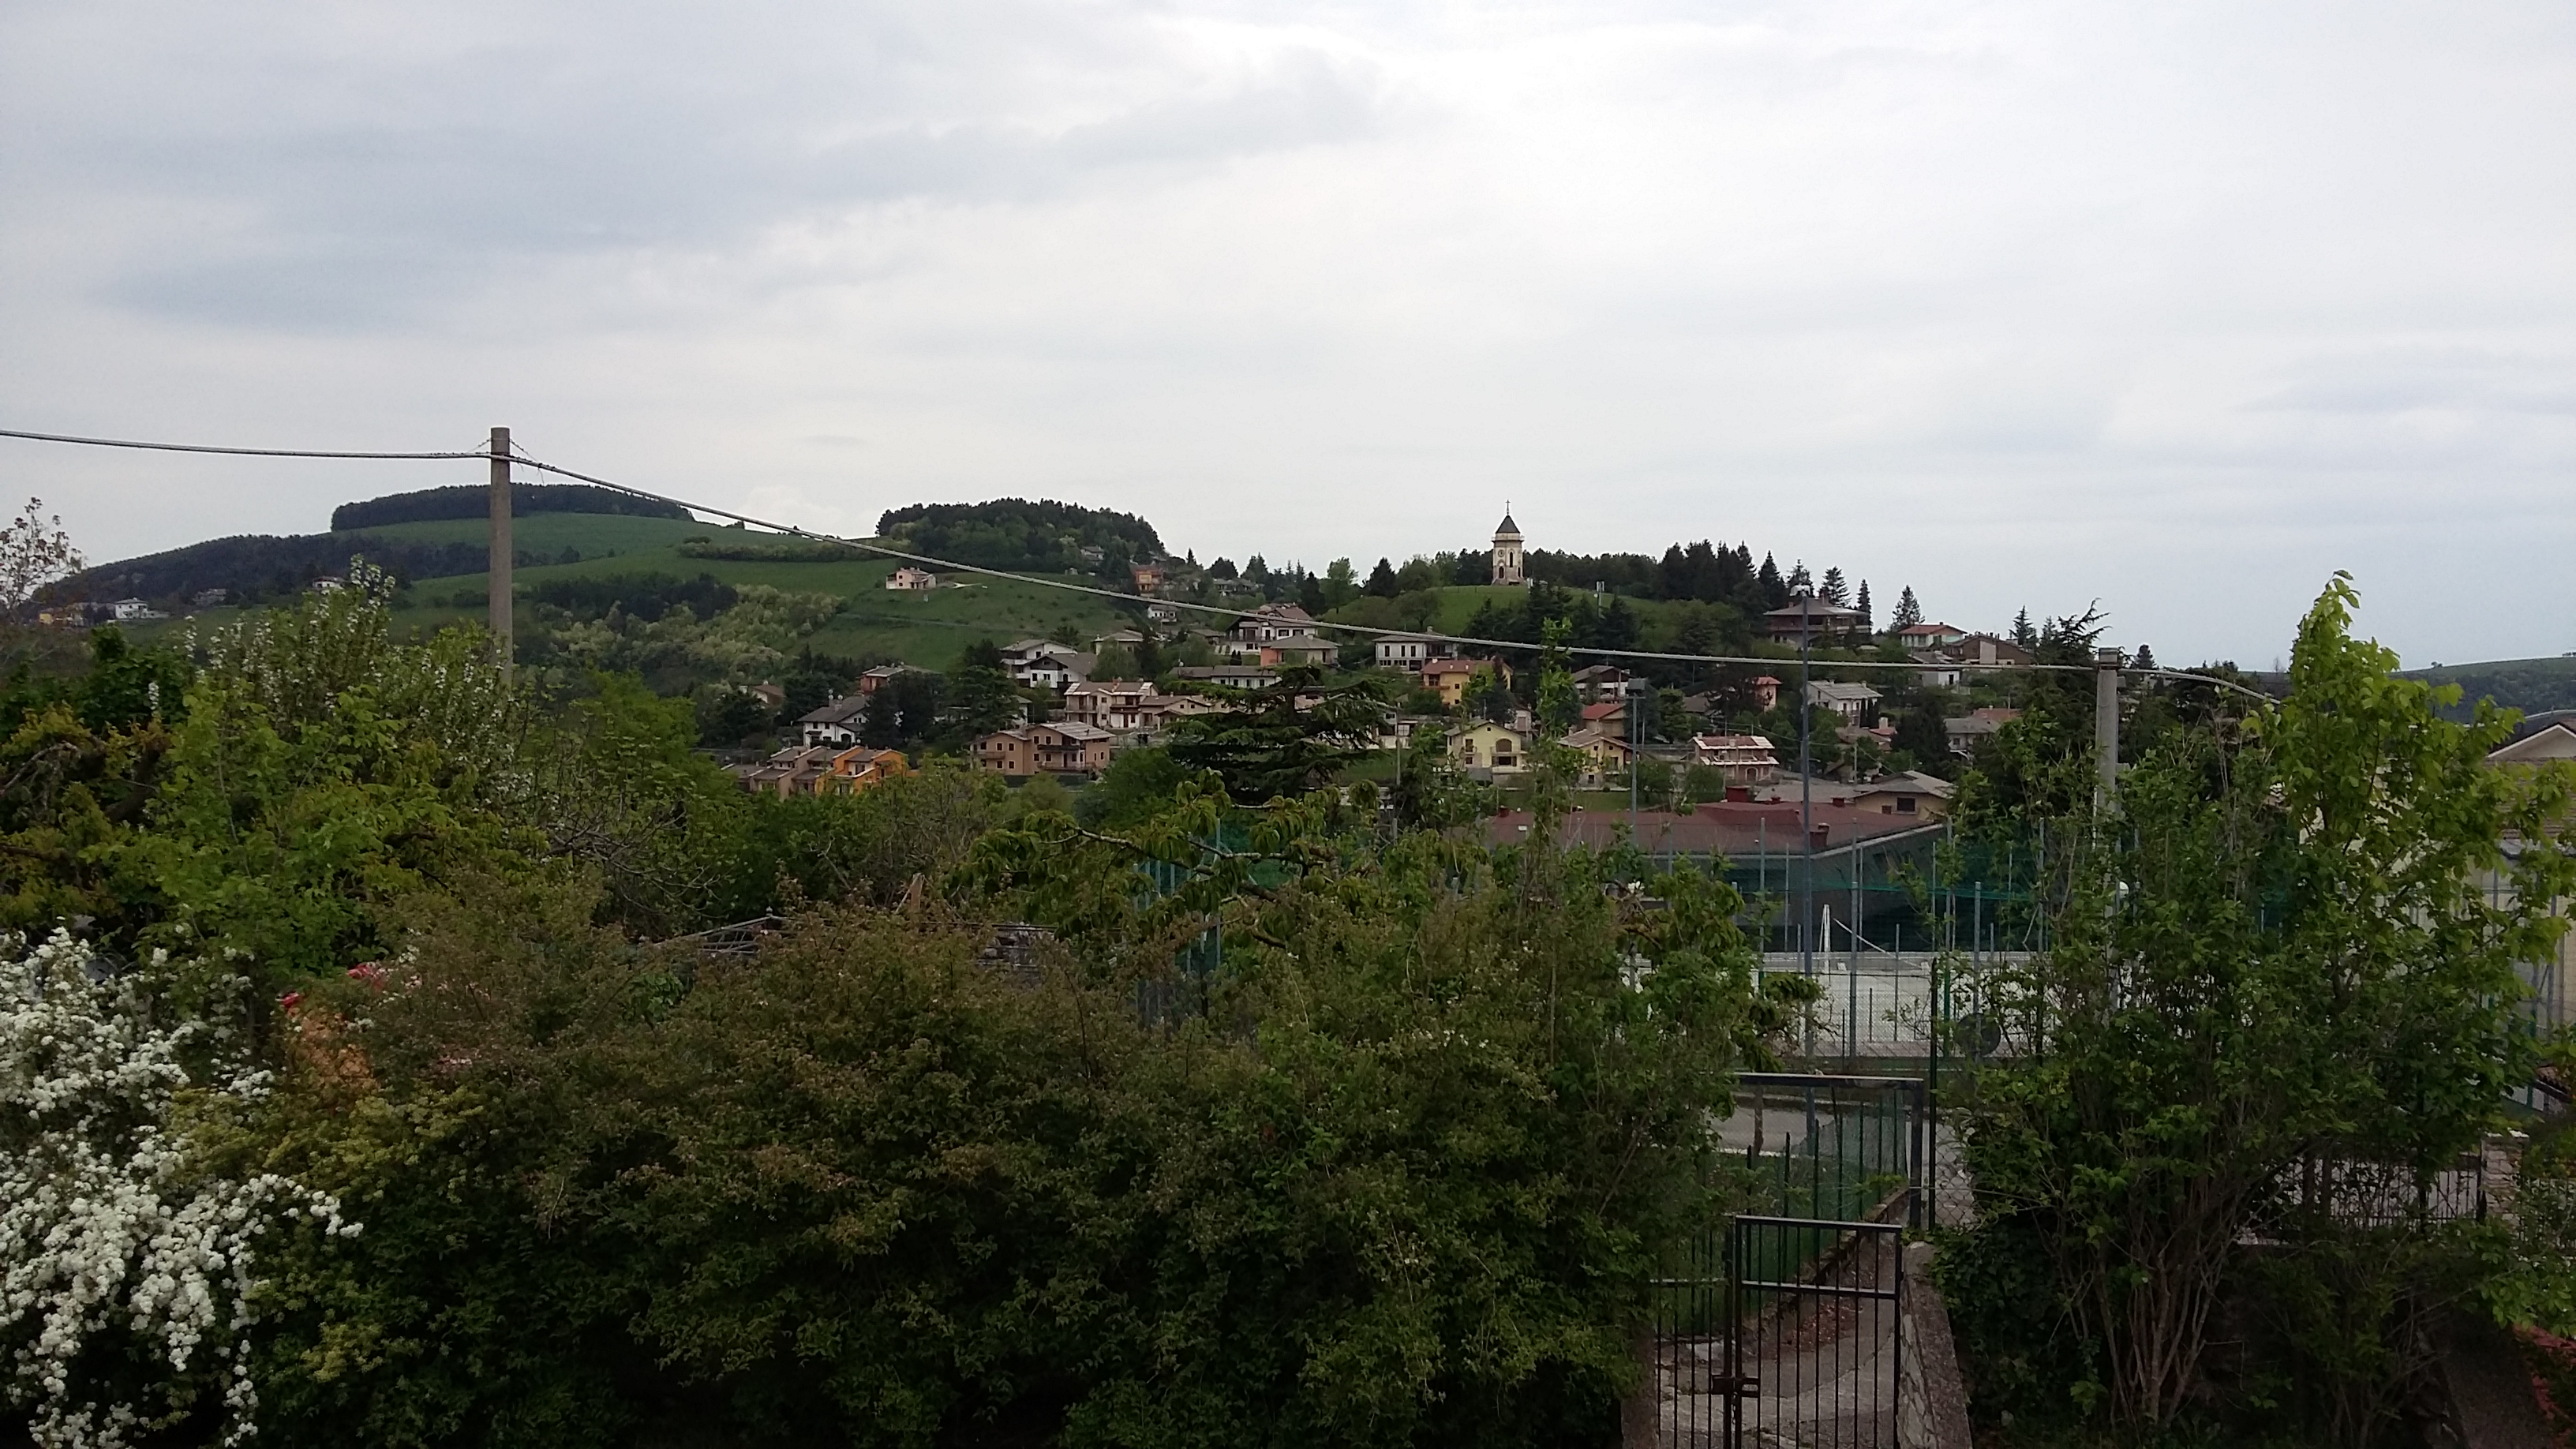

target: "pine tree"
[1365,557,1400,597]
[1818,567,1848,607]
[2132,642,2157,671]
[1758,553,1786,609]
[1855,579,1873,630]
[1787,560,1814,595]
[2011,607,2037,650]
[1893,586,1923,630]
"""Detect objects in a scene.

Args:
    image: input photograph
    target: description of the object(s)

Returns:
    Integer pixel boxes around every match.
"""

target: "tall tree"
[1364,557,1400,598]
[1757,552,1787,609]
[1951,576,2574,1435]
[1785,560,1814,595]
[0,497,82,628]
[1166,668,1387,803]
[1892,586,1923,630]
[1817,567,1848,607]
[2010,606,2037,650]
[1854,579,1872,631]
[945,640,1024,736]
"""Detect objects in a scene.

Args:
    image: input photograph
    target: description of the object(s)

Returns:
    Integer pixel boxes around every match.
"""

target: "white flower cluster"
[2,934,355,1447]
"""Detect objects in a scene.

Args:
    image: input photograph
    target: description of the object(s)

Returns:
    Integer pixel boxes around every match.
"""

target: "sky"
[2,1,2570,669]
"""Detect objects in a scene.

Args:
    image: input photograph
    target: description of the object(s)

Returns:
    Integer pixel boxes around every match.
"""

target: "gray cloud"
[5,1,2572,667]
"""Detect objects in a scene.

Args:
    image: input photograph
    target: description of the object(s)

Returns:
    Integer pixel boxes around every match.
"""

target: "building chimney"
[1810,824,1831,850]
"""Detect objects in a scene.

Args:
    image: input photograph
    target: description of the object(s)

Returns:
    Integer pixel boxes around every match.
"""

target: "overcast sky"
[3,1,2569,668]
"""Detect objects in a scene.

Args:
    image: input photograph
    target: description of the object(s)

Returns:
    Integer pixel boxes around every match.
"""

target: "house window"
[1896,796,1916,814]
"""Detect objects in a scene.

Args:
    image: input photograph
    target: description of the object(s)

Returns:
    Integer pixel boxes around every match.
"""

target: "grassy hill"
[380,520,1138,672]
[2402,654,2576,722]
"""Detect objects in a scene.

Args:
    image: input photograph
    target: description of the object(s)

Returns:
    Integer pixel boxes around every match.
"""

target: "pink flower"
[279,991,303,1013]
[346,962,385,987]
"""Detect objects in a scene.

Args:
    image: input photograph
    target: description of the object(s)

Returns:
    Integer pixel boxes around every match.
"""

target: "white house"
[1803,680,1881,723]
[885,567,938,591]
[1373,633,1447,671]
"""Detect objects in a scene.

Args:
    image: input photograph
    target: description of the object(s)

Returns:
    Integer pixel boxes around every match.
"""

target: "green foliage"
[944,639,1025,737]
[876,498,1161,575]
[1075,745,1195,830]
[232,772,1784,1447]
[332,484,692,531]
[1945,576,2575,1439]
[1166,668,1388,804]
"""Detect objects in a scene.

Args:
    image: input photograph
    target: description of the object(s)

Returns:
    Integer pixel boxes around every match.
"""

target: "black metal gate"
[1649,1074,1921,1447]
[1724,1216,1904,1448]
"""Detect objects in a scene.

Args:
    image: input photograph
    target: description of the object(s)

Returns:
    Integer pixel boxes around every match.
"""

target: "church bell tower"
[1490,507,1526,586]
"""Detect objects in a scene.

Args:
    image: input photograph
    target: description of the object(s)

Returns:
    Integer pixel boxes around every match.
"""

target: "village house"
[1263,636,1339,668]
[1570,664,1629,700]
[732,745,911,797]
[1090,627,1148,653]
[974,722,1114,777]
[1422,656,1510,708]
[1234,602,1321,646]
[1561,725,1635,788]
[745,681,787,713]
[1129,562,1167,595]
[1843,770,1955,820]
[110,597,166,620]
[1144,600,1181,624]
[856,663,917,695]
[884,567,938,591]
[1449,720,1532,777]
[1579,698,1627,731]
[1690,734,1781,788]
[1172,663,1279,691]
[1761,597,1867,643]
[2489,718,2576,767]
[1372,632,1450,671]
[1915,633,2037,686]
[1002,638,1095,691]
[1804,679,1882,723]
[1943,707,2021,757]
[796,695,871,747]
[1896,621,1968,652]
[1061,680,1163,732]
[1118,693,1230,747]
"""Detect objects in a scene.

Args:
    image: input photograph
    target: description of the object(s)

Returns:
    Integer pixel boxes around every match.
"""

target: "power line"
[2,422,2273,702]
[0,426,484,462]
[502,450,2274,702]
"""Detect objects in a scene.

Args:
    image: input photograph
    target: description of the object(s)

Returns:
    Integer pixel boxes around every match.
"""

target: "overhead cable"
[1,423,2274,702]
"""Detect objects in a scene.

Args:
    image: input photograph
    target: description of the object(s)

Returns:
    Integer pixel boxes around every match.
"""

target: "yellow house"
[1449,721,1532,776]
[1423,656,1512,709]
[1560,725,1634,786]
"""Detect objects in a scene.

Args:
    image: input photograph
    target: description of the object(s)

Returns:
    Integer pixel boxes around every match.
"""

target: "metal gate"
[1723,1216,1904,1448]
[1651,1074,1921,1447]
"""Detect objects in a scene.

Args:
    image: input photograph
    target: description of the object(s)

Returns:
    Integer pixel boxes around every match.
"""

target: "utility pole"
[487,425,512,680]
[2094,646,2121,815]
[1799,594,1814,979]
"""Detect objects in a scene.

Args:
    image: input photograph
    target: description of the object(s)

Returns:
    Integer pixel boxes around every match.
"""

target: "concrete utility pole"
[1799,594,1814,979]
[2094,646,2121,815]
[487,426,512,680]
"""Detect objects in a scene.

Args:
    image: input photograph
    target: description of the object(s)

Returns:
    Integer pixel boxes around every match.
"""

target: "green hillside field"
[375,520,1139,672]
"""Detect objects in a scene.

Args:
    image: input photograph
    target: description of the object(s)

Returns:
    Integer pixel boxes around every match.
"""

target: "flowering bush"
[0,933,352,1447]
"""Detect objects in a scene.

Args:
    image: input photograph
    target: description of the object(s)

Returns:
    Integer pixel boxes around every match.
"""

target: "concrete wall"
[1898,1241,1975,1449]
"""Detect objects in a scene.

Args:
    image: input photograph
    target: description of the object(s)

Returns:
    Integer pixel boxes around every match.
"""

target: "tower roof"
[1494,512,1521,537]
